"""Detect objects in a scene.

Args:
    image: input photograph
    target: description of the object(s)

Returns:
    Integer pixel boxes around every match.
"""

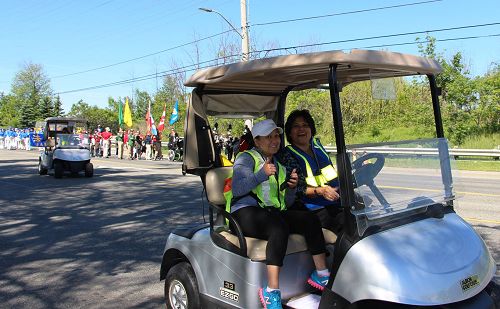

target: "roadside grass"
[459,133,500,149]
[382,157,500,172]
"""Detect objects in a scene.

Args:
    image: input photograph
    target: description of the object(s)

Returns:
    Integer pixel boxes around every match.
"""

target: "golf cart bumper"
[332,213,496,306]
[54,148,91,161]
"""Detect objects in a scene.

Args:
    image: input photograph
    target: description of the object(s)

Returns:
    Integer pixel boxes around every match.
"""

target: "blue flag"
[30,132,45,147]
[169,100,179,125]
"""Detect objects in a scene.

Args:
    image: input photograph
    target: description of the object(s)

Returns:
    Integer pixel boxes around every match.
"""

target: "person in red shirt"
[93,130,101,157]
[101,127,113,158]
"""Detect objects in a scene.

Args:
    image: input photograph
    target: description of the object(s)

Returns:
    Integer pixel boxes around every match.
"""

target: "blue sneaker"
[258,287,282,309]
[307,270,330,291]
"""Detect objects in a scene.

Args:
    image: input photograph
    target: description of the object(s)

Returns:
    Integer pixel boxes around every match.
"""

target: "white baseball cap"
[251,119,283,138]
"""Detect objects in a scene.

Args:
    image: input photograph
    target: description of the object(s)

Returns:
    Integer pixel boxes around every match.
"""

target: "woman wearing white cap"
[229,119,330,309]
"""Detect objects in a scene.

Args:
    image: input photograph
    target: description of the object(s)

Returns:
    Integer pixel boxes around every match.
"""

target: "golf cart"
[38,117,93,178]
[160,50,498,308]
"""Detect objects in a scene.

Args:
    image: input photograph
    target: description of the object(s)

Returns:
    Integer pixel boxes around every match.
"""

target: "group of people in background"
[89,126,177,161]
[0,128,37,151]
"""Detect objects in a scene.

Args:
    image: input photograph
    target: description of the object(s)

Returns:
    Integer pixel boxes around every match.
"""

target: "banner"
[118,100,123,127]
[169,100,179,125]
[124,97,133,128]
[157,103,166,132]
[29,132,45,147]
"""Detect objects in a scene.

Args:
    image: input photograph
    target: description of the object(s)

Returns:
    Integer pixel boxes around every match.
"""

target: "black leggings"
[232,206,326,266]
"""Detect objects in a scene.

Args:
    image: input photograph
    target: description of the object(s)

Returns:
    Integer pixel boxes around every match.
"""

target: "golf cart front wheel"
[38,160,47,175]
[167,150,175,161]
[165,262,200,309]
[85,162,94,177]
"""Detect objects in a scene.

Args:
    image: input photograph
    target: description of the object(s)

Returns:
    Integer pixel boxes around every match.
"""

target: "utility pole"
[240,0,249,62]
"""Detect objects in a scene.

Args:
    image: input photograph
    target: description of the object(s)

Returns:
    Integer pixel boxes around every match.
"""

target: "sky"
[1,0,499,112]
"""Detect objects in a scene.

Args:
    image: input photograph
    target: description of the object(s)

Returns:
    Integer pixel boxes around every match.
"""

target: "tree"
[39,96,53,120]
[67,100,116,132]
[134,90,150,121]
[0,94,21,127]
[53,95,64,116]
[11,62,52,125]
[19,99,39,127]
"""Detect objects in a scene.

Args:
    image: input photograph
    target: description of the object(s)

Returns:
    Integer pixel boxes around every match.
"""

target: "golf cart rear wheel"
[165,262,200,309]
[85,162,94,177]
[38,160,47,175]
[167,149,175,161]
[54,161,63,179]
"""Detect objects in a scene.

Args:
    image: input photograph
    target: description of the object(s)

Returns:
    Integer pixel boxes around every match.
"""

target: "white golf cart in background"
[38,117,93,178]
[160,50,498,308]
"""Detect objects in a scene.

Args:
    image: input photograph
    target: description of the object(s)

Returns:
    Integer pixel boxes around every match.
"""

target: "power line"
[252,0,443,27]
[251,22,500,54]
[51,0,445,79]
[55,32,500,95]
[52,29,234,78]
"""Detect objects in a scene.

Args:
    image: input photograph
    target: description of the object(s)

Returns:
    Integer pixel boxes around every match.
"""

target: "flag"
[151,114,158,136]
[124,97,133,128]
[157,103,166,132]
[118,100,123,127]
[29,132,45,147]
[169,100,179,125]
[145,99,152,134]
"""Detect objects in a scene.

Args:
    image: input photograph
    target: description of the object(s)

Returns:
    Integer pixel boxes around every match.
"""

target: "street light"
[199,6,250,62]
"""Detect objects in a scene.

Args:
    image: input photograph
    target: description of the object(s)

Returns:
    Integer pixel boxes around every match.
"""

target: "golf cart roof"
[185,49,441,93]
[44,117,87,123]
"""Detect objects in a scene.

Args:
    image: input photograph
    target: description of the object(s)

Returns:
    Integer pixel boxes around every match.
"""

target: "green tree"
[417,35,477,145]
[67,100,116,131]
[53,95,64,116]
[0,94,21,127]
[11,62,52,125]
[134,90,150,121]
[39,96,53,120]
[20,99,38,127]
[474,63,500,133]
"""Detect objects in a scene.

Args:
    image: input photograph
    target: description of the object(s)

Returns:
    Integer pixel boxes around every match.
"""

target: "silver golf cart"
[160,50,498,308]
[38,117,93,178]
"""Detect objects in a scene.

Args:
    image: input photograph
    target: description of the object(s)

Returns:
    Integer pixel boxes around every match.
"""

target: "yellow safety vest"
[224,149,287,212]
[287,139,337,187]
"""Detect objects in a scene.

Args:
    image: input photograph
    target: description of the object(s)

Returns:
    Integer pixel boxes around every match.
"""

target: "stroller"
[167,137,183,161]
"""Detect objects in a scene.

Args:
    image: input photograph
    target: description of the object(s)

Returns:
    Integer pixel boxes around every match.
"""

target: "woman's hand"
[287,168,298,189]
[318,186,340,201]
[263,157,277,176]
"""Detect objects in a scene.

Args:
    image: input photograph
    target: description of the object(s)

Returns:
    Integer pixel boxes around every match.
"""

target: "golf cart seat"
[205,167,337,261]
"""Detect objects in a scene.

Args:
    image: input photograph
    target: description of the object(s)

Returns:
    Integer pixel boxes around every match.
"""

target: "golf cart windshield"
[56,133,90,149]
[45,119,90,149]
[349,138,457,236]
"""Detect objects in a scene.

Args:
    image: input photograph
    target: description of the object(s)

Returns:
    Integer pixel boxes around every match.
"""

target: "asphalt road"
[0,149,498,308]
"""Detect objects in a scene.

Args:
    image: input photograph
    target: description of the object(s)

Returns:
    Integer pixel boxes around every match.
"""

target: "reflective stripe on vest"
[287,139,337,187]
[245,149,287,210]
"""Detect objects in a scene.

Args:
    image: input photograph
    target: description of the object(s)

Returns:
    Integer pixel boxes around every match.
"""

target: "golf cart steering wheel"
[351,153,385,187]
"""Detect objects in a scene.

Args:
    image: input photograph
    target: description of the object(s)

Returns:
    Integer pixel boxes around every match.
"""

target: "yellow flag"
[124,97,133,128]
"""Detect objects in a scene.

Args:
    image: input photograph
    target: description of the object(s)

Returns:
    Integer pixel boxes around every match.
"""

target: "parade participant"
[0,128,5,149]
[144,133,152,160]
[127,129,135,159]
[281,109,342,233]
[101,127,112,158]
[116,128,124,159]
[93,130,101,157]
[229,119,331,309]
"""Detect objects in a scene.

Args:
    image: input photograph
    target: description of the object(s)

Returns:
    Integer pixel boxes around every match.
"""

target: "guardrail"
[323,146,500,160]
[109,139,499,160]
